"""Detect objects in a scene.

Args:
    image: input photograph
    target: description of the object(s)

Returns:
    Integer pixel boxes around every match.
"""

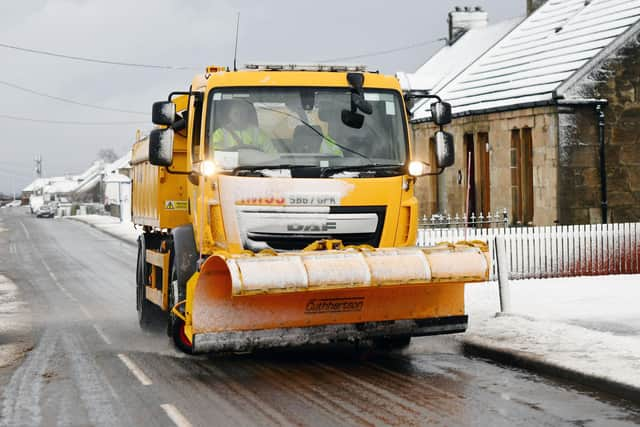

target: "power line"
[0,169,34,178]
[0,114,146,125]
[317,37,447,63]
[0,41,199,70]
[0,79,147,114]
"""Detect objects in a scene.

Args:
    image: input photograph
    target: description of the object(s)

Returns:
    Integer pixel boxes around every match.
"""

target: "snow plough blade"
[180,241,490,353]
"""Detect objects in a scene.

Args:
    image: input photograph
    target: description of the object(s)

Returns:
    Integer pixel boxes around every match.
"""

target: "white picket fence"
[417,223,640,280]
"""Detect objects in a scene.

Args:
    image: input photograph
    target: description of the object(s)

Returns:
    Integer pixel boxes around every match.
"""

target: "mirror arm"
[404,91,442,102]
[422,168,445,176]
[165,166,191,175]
[165,89,201,176]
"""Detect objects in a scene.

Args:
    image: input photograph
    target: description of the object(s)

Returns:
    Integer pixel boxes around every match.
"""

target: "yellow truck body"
[132,64,489,354]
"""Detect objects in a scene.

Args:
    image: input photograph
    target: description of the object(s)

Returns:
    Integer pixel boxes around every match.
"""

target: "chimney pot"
[448,6,489,45]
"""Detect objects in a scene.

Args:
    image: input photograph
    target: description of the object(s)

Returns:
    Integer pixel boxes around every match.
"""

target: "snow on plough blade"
[180,242,490,353]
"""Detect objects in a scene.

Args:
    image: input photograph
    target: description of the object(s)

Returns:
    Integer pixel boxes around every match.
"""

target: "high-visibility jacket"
[319,136,343,156]
[211,127,277,153]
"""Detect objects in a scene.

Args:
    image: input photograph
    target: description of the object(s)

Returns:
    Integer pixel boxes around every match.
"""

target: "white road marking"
[78,304,93,319]
[9,242,16,254]
[19,221,30,239]
[41,259,93,320]
[160,404,193,427]
[117,354,152,386]
[93,324,112,345]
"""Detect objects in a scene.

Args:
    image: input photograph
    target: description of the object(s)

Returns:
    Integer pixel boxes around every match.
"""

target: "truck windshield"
[205,87,408,175]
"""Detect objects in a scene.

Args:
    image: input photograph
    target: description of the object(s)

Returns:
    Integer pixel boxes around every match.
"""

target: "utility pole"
[34,155,42,178]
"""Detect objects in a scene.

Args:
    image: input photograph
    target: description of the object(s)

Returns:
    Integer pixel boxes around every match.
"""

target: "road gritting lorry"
[131,64,490,354]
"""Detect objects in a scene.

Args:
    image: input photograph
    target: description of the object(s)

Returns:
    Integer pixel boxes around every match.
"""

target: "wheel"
[171,316,194,355]
[168,253,193,354]
[136,235,164,329]
[373,335,412,351]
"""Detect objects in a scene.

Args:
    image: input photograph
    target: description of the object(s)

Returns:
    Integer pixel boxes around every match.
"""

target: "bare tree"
[97,148,118,163]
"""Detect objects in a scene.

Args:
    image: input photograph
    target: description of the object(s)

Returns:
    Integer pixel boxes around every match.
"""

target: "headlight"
[200,160,216,177]
[408,161,427,177]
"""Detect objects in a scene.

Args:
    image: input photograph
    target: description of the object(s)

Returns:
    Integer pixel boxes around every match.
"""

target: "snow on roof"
[73,172,103,194]
[104,151,132,175]
[21,151,131,194]
[23,178,46,192]
[43,179,78,195]
[23,176,73,193]
[409,17,522,93]
[413,0,640,120]
[75,160,105,182]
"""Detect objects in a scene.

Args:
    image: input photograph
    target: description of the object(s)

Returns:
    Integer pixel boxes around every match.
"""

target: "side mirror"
[149,128,174,166]
[433,131,454,168]
[431,101,452,126]
[351,92,372,115]
[152,101,176,126]
[341,110,365,129]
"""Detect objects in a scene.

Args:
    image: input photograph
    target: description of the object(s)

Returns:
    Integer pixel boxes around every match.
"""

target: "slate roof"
[412,0,640,121]
[405,17,522,94]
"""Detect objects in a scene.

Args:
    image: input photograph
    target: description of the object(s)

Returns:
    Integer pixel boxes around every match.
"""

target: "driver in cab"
[210,100,277,153]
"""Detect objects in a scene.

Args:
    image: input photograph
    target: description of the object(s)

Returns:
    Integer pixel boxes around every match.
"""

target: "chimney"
[527,0,548,15]
[448,6,489,45]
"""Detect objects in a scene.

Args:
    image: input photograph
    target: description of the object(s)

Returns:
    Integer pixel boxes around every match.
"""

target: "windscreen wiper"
[251,103,373,162]
[233,164,317,175]
[320,164,405,177]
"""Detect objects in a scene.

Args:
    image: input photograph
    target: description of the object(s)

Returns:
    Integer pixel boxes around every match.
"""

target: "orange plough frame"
[180,249,482,353]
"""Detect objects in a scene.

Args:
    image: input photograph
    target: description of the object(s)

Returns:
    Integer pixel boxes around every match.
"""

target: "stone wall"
[564,30,640,223]
[412,106,559,225]
[557,106,603,224]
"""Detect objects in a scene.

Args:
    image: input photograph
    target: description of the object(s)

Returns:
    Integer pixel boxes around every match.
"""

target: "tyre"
[171,315,194,355]
[136,234,164,329]
[168,252,193,354]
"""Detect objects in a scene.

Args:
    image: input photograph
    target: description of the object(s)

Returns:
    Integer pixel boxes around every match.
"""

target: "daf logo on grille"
[286,222,337,232]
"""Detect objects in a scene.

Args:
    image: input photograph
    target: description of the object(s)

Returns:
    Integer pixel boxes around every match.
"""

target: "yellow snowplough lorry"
[131,64,490,354]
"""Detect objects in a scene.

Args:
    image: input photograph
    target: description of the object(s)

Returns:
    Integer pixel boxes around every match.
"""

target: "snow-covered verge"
[66,215,139,245]
[0,275,32,369]
[463,277,640,395]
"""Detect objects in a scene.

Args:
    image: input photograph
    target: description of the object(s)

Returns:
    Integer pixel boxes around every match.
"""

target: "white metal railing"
[417,222,640,280]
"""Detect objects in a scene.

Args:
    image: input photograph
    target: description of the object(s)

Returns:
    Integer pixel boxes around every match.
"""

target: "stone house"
[410,0,640,225]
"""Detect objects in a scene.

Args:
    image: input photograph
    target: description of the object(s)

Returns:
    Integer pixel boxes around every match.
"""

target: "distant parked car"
[6,200,22,208]
[35,204,54,218]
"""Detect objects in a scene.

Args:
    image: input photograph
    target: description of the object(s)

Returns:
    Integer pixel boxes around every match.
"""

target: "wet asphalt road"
[1,208,640,427]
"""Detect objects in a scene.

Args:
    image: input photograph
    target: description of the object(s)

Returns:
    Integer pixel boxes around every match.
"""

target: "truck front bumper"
[191,315,467,353]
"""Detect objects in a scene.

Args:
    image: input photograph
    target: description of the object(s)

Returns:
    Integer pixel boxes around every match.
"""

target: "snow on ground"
[67,215,139,244]
[0,275,32,368]
[464,276,640,390]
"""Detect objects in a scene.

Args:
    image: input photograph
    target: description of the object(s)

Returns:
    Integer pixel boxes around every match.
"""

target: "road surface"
[1,208,639,426]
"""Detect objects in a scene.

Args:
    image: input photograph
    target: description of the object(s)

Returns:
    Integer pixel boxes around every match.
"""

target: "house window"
[463,132,491,217]
[476,132,491,216]
[463,133,476,216]
[510,127,534,224]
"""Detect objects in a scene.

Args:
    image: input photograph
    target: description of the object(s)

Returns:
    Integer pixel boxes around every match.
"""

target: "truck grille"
[239,206,387,251]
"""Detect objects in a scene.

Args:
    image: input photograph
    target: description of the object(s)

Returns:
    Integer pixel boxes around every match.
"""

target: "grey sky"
[0,0,524,194]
